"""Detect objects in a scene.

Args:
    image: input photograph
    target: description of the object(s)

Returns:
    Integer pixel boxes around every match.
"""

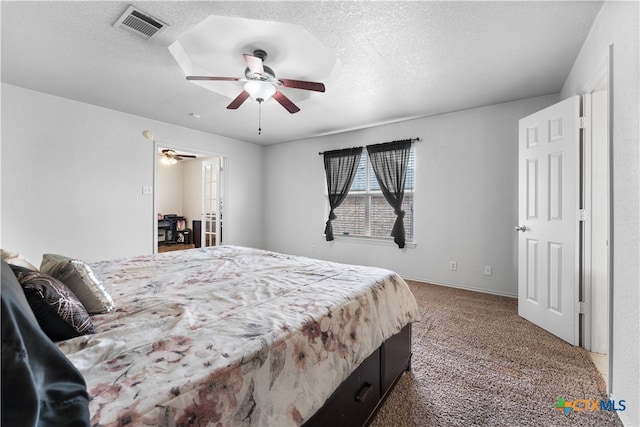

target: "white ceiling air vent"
[113,5,167,40]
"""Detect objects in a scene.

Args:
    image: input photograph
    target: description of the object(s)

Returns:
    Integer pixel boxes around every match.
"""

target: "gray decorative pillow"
[10,265,95,341]
[40,254,114,314]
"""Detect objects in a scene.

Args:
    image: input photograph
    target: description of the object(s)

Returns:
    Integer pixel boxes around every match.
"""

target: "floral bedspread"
[57,246,420,427]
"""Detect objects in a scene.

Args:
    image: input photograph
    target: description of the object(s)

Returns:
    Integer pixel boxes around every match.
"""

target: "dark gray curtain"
[323,147,363,241]
[366,140,412,248]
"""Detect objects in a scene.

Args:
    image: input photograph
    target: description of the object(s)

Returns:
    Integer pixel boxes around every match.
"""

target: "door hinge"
[576,301,587,314]
[577,209,589,221]
[579,116,589,129]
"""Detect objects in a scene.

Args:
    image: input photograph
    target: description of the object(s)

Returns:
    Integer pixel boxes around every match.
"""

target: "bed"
[50,245,420,426]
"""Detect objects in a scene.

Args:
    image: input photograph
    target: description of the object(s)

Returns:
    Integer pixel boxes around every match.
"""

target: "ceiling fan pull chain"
[258,100,263,135]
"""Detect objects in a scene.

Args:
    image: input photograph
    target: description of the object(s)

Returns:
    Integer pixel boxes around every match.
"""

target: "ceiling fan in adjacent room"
[186,49,326,114]
[159,149,196,165]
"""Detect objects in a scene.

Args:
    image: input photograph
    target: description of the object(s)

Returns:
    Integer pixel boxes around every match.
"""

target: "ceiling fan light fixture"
[244,81,276,102]
[161,155,178,166]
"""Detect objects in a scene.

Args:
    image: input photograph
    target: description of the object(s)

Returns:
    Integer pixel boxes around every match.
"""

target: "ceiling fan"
[186,49,325,114]
[159,149,196,165]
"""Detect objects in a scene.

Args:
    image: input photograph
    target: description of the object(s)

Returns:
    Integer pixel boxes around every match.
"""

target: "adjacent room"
[1,1,638,426]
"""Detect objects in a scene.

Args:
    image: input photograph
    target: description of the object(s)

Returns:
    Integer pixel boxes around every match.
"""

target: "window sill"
[329,235,417,249]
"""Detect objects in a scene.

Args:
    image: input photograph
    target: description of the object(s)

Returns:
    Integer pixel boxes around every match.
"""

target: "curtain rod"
[318,137,421,155]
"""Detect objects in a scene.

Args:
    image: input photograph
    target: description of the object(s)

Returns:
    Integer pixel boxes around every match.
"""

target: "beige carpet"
[370,281,623,427]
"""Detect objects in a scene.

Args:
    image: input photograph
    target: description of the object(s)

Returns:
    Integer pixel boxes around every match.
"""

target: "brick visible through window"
[331,148,414,241]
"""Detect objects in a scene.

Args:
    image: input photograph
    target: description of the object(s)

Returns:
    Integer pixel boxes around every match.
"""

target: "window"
[331,147,415,241]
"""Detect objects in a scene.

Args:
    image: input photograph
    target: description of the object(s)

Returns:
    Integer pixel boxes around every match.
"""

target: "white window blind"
[331,147,415,241]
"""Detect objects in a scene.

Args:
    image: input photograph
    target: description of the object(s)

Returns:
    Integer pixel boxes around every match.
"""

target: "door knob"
[515,225,527,232]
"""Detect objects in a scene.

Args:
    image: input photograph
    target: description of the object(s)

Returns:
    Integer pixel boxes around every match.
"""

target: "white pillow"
[40,254,114,314]
[1,249,39,271]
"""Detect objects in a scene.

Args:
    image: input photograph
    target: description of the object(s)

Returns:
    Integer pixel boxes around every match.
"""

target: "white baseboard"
[402,277,517,299]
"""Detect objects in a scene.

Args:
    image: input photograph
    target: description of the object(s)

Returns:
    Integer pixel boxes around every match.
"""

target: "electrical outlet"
[484,266,493,276]
[449,261,457,271]
[142,185,153,195]
[310,245,316,253]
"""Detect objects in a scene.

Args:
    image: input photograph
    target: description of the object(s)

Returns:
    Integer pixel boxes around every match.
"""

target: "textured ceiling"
[1,1,603,145]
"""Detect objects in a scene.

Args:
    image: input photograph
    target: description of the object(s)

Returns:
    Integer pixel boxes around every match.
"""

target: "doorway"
[154,143,226,253]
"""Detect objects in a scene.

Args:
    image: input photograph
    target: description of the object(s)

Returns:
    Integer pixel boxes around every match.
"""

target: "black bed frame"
[304,323,412,427]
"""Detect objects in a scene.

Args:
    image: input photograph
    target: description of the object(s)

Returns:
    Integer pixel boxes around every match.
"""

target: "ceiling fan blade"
[176,154,197,159]
[227,91,250,110]
[186,76,241,82]
[161,149,196,159]
[279,79,325,92]
[273,89,300,114]
[243,54,264,75]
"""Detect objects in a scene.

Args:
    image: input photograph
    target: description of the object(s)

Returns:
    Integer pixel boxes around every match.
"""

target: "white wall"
[263,94,558,297]
[158,160,185,216]
[182,158,205,227]
[561,1,639,425]
[1,84,264,264]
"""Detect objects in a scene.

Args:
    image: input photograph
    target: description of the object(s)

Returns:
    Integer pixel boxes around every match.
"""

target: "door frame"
[580,49,613,393]
[153,140,228,253]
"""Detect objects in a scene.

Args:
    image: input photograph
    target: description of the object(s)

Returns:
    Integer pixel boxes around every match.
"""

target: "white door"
[517,96,580,345]
[201,157,224,247]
